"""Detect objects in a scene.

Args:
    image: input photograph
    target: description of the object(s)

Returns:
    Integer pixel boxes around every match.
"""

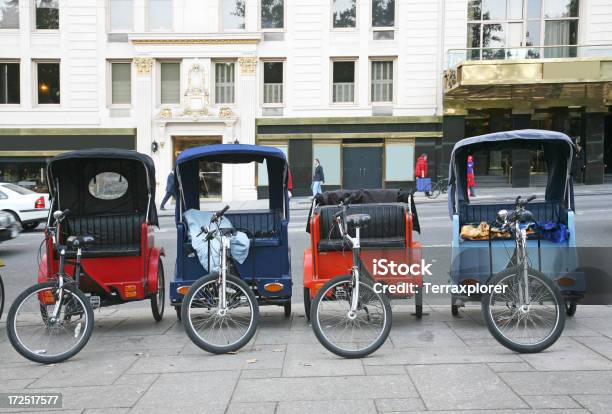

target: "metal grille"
[264,83,283,104]
[333,82,354,103]
[215,62,235,104]
[371,61,393,102]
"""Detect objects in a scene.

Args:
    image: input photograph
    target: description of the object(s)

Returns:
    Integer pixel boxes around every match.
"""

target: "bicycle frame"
[334,204,361,317]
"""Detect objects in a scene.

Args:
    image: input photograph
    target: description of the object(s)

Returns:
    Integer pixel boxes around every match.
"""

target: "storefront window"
[385,142,414,181]
[258,144,288,186]
[0,161,48,192]
[313,143,341,185]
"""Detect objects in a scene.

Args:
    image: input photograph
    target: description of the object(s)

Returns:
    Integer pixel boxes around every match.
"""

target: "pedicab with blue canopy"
[170,144,292,322]
[449,130,585,319]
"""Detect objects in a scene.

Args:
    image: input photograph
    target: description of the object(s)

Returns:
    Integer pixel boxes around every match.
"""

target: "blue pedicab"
[170,144,291,353]
[448,130,584,353]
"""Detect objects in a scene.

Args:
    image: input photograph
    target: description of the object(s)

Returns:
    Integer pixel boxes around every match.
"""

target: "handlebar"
[215,205,230,218]
[53,209,70,222]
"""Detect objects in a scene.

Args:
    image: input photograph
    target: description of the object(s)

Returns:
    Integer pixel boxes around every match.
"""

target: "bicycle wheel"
[311,275,392,358]
[150,260,165,322]
[7,281,94,364]
[182,273,259,354]
[429,183,441,199]
[0,275,4,320]
[482,268,565,353]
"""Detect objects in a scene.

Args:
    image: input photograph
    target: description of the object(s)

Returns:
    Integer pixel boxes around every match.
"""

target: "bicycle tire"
[182,273,259,354]
[311,275,392,358]
[482,268,565,353]
[150,260,165,322]
[7,281,94,364]
[0,275,4,321]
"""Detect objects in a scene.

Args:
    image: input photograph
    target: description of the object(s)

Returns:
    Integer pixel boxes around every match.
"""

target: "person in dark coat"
[312,159,324,196]
[572,144,586,184]
[160,171,175,210]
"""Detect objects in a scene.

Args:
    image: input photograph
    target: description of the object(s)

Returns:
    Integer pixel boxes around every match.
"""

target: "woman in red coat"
[467,155,476,197]
[415,154,430,196]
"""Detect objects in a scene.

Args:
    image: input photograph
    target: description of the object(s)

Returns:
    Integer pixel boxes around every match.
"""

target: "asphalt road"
[2,190,612,311]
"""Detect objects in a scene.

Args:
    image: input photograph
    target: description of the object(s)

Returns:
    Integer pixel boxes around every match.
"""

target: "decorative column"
[234,56,258,200]
[133,57,157,197]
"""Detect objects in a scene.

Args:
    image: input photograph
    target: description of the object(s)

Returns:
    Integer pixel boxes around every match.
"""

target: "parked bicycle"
[181,205,259,354]
[426,177,449,199]
[482,195,566,353]
[7,210,95,364]
[310,195,392,358]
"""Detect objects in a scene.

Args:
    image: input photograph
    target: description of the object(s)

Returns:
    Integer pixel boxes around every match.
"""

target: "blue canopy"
[175,144,289,219]
[448,129,575,216]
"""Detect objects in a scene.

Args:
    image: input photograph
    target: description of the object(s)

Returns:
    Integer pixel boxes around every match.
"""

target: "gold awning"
[444,58,612,112]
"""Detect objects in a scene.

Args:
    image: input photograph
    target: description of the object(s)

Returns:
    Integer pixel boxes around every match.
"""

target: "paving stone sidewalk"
[1,303,611,413]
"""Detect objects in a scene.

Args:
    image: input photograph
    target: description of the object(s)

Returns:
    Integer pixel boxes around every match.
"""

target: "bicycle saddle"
[346,213,371,228]
[67,235,95,248]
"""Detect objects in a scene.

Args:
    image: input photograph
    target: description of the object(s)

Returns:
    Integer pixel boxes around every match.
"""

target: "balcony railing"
[263,83,283,104]
[333,82,355,103]
[447,44,612,69]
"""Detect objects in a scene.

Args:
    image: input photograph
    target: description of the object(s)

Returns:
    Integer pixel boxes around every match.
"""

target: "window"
[261,0,283,29]
[223,0,245,30]
[372,0,394,28]
[35,0,59,30]
[149,0,172,31]
[263,62,283,105]
[371,60,393,103]
[109,0,133,31]
[332,60,355,104]
[333,0,356,28]
[466,0,579,60]
[385,142,415,181]
[0,63,19,104]
[160,62,180,104]
[257,143,288,185]
[110,62,131,105]
[36,62,60,105]
[215,62,235,104]
[3,183,35,195]
[89,172,129,200]
[0,0,19,29]
[313,142,341,185]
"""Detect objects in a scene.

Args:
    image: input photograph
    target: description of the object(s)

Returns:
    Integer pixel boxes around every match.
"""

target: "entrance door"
[173,136,223,199]
[342,146,383,189]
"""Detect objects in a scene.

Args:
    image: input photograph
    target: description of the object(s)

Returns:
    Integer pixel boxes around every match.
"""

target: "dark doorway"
[605,115,612,174]
[342,146,383,189]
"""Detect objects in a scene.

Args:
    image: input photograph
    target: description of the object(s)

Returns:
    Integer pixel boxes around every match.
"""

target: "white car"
[0,183,50,231]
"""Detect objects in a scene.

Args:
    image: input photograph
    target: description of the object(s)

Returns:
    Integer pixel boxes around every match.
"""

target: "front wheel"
[482,268,565,353]
[150,261,165,322]
[182,273,259,354]
[7,281,94,364]
[428,185,441,199]
[310,275,392,358]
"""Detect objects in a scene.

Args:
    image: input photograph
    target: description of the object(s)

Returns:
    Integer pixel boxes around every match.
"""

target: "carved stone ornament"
[238,56,257,75]
[219,106,234,118]
[443,68,458,92]
[134,57,154,75]
[182,61,210,118]
[159,107,172,119]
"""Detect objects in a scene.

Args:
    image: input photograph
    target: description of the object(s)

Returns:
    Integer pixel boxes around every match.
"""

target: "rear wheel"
[482,268,565,353]
[303,287,312,321]
[565,301,577,317]
[150,261,165,322]
[182,273,259,354]
[311,275,392,358]
[7,281,94,364]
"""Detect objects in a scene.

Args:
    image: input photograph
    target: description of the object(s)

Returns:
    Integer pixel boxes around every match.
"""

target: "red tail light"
[35,196,45,209]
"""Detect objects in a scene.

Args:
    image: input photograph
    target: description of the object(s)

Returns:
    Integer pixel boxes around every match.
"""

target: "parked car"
[0,183,49,231]
[0,210,22,242]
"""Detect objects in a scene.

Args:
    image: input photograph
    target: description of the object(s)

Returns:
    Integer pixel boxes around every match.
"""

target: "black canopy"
[47,149,158,225]
[448,129,574,217]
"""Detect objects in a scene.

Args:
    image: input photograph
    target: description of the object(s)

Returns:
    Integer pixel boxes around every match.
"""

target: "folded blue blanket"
[183,209,250,273]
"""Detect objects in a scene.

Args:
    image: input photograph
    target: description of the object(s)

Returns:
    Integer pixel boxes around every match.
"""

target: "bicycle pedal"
[89,295,101,309]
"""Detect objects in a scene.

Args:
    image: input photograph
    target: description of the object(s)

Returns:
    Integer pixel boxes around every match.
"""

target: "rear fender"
[146,247,165,296]
[303,248,314,289]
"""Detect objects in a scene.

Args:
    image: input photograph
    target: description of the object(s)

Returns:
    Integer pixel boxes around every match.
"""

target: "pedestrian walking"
[415,153,431,196]
[572,143,586,184]
[467,155,476,197]
[312,159,324,196]
[160,171,175,210]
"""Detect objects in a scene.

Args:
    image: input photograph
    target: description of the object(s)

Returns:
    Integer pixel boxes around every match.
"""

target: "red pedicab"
[7,149,164,363]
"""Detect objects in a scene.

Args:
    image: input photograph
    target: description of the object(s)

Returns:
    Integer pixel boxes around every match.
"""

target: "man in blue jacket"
[160,171,175,210]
